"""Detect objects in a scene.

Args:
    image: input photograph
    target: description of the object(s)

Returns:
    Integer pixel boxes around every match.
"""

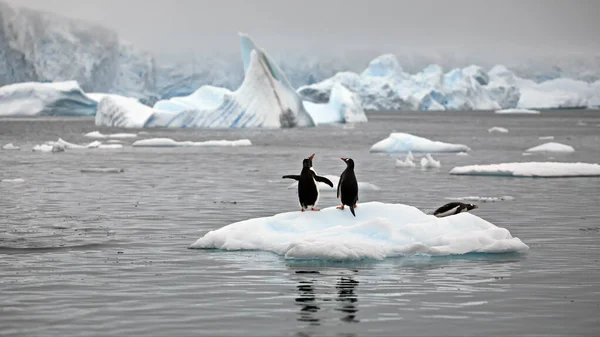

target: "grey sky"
[5,0,600,58]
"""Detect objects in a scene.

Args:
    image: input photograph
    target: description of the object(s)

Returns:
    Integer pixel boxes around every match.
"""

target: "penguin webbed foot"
[301,208,305,212]
[336,205,345,210]
[310,207,320,211]
[354,204,358,208]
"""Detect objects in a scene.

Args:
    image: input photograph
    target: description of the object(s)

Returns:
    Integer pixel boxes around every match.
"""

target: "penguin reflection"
[335,276,359,323]
[295,280,320,325]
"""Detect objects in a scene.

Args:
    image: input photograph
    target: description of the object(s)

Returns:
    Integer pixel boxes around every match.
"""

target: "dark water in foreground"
[1,111,599,336]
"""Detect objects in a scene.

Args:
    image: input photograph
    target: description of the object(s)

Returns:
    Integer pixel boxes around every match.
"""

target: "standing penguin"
[433,202,478,218]
[336,158,359,217]
[282,154,333,212]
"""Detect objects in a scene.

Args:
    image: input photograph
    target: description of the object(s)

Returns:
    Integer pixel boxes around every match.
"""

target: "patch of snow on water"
[190,202,529,260]
[420,154,441,169]
[132,138,252,147]
[2,143,20,150]
[370,132,470,153]
[495,108,540,114]
[488,127,509,133]
[450,162,600,177]
[525,142,575,153]
[0,178,25,183]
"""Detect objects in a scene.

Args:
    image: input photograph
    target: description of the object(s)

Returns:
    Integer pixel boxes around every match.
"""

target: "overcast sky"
[5,0,600,58]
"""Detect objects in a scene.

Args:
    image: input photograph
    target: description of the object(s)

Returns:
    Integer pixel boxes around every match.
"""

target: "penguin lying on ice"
[336,157,359,217]
[433,202,478,218]
[282,154,333,211]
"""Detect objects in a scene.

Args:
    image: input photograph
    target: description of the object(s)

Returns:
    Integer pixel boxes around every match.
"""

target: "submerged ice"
[190,202,529,260]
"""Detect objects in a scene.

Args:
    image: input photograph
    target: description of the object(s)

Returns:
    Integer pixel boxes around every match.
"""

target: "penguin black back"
[337,158,359,217]
[433,202,478,218]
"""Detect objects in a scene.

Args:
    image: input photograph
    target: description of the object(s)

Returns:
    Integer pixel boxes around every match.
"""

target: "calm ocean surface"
[1,110,599,336]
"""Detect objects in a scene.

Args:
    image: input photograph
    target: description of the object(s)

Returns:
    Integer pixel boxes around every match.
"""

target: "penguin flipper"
[282,175,300,181]
[314,175,334,188]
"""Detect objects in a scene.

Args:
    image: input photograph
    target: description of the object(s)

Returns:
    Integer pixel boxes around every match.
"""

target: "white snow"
[2,143,20,150]
[538,136,554,140]
[488,127,509,133]
[0,178,25,183]
[525,142,575,153]
[81,168,124,173]
[132,138,252,147]
[495,108,540,114]
[450,162,600,177]
[420,154,441,168]
[190,201,529,260]
[84,131,138,139]
[446,196,515,202]
[370,132,471,153]
[287,174,381,191]
[0,81,96,116]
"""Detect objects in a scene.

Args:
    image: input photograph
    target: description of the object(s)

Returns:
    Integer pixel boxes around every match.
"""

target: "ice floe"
[370,132,470,153]
[0,178,25,183]
[538,136,554,140]
[190,201,529,260]
[495,108,540,114]
[456,152,469,156]
[2,143,20,150]
[132,138,252,147]
[420,154,441,169]
[488,127,509,133]
[525,142,575,153]
[450,162,600,177]
[84,131,138,139]
[80,168,125,173]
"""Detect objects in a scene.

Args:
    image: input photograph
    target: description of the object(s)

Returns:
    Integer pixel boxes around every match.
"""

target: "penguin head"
[341,157,355,169]
[303,153,315,168]
[466,203,478,210]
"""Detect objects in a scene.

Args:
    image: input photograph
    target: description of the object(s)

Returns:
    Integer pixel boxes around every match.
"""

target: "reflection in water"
[335,277,359,323]
[296,279,320,325]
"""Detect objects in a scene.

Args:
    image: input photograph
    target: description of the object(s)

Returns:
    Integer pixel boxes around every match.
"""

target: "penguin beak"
[341,157,347,162]
[308,153,315,159]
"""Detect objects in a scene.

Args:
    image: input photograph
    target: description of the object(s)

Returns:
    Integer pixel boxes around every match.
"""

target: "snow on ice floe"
[488,127,509,133]
[446,196,515,202]
[525,142,575,153]
[450,162,600,178]
[420,154,441,169]
[370,132,470,153]
[287,175,381,191]
[81,168,124,173]
[84,131,138,139]
[189,202,529,260]
[2,143,20,150]
[132,138,252,147]
[0,81,97,116]
[495,108,540,114]
[0,178,25,183]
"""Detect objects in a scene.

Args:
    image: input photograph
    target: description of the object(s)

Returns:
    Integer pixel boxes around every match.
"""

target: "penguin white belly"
[435,205,460,218]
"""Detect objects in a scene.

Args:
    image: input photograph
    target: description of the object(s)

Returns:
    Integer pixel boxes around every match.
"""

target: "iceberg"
[95,95,156,128]
[0,81,96,116]
[190,202,529,260]
[2,143,20,150]
[132,138,251,147]
[450,162,600,177]
[303,83,367,124]
[525,142,574,153]
[495,108,540,114]
[420,154,441,169]
[488,127,509,133]
[370,132,471,153]
[516,77,597,109]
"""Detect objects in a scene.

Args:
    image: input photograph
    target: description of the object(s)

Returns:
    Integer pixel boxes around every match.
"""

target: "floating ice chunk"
[2,143,20,150]
[80,168,124,173]
[303,83,367,124]
[396,153,416,168]
[456,152,469,156]
[97,144,123,149]
[0,81,96,116]
[495,108,540,114]
[488,126,509,133]
[405,151,414,161]
[450,162,600,177]
[190,201,529,260]
[287,175,380,191]
[538,136,554,140]
[0,178,25,183]
[132,138,252,147]
[370,132,470,153]
[446,196,515,202]
[420,154,441,169]
[576,120,587,126]
[525,142,574,153]
[84,131,138,139]
[33,143,65,152]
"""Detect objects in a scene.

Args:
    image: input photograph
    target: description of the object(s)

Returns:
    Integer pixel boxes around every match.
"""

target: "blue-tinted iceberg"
[0,81,96,116]
[190,202,529,260]
[303,83,367,124]
[370,132,471,153]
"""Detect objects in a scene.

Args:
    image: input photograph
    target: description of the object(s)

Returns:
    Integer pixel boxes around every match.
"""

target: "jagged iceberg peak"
[360,54,404,78]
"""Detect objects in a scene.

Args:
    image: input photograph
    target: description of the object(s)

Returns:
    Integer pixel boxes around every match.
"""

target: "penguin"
[433,202,478,218]
[336,158,359,217]
[282,153,333,212]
